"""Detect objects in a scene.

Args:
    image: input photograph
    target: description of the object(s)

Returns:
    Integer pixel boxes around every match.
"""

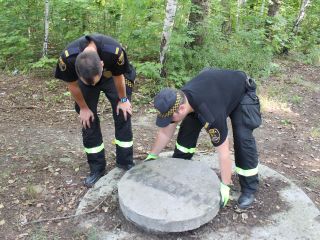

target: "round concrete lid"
[118,158,221,233]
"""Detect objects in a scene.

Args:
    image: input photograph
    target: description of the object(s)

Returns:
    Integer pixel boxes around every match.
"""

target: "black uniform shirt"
[55,34,130,82]
[181,68,247,147]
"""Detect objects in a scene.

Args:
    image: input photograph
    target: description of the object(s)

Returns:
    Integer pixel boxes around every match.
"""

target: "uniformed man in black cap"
[146,68,262,209]
[55,33,136,187]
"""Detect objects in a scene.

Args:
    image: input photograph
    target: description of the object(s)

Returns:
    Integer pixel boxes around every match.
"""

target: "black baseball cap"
[154,88,181,127]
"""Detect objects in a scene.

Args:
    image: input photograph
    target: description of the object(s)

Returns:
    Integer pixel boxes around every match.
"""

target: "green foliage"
[30,57,57,70]
[45,79,60,91]
[0,32,33,69]
[0,0,318,92]
[135,62,162,80]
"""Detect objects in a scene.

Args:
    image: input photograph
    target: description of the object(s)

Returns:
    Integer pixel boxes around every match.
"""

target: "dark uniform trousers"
[173,86,260,194]
[75,77,133,173]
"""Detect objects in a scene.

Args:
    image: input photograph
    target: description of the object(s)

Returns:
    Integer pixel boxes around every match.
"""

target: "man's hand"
[79,108,94,129]
[220,182,230,207]
[116,100,132,121]
[144,153,159,162]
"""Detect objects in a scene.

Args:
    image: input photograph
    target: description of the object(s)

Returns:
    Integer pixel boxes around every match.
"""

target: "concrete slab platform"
[118,158,221,232]
[76,152,320,240]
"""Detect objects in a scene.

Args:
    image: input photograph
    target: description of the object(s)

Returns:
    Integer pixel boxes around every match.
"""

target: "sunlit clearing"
[260,95,296,115]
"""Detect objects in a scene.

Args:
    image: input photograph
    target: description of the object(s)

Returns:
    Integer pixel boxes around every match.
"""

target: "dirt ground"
[0,58,319,239]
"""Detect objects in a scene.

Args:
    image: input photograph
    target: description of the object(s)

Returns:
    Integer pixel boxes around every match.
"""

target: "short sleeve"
[207,119,228,147]
[54,55,78,82]
[111,48,130,76]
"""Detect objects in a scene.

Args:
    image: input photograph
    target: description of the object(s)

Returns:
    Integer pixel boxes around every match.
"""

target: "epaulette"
[63,47,81,58]
[102,44,121,56]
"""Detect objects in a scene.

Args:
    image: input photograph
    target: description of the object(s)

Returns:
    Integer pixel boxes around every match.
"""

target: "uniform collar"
[85,34,102,57]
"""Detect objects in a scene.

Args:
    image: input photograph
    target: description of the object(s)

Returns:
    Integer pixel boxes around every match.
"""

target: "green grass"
[289,95,303,105]
[291,75,320,92]
[307,176,320,189]
[86,227,99,240]
[280,119,292,126]
[45,79,60,92]
[25,184,40,200]
[311,127,320,138]
[0,168,12,181]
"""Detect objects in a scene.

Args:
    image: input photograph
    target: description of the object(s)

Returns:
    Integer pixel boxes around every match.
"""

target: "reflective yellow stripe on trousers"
[235,165,259,176]
[114,139,133,148]
[84,143,104,154]
[176,142,196,154]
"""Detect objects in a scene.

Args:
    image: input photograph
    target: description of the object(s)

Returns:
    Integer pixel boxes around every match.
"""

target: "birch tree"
[160,0,178,77]
[292,0,311,33]
[281,0,312,54]
[236,0,246,30]
[42,0,49,57]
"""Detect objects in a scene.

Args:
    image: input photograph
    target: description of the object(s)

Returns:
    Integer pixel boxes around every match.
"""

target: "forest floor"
[0,58,319,239]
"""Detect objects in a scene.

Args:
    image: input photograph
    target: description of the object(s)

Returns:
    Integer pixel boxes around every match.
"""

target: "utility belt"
[240,77,262,129]
[102,63,136,88]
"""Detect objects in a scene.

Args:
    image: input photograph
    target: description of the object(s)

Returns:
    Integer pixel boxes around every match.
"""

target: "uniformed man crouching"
[55,34,136,187]
[146,68,262,209]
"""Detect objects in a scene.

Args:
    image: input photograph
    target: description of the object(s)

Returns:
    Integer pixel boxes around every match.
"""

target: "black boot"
[116,162,135,171]
[84,170,104,188]
[238,192,255,209]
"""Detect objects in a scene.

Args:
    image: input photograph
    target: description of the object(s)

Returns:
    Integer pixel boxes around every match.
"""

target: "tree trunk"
[160,0,178,77]
[236,0,246,30]
[267,0,280,17]
[281,0,311,54]
[260,0,266,16]
[186,0,209,48]
[42,0,49,57]
[265,0,280,40]
[221,0,231,35]
[292,0,311,33]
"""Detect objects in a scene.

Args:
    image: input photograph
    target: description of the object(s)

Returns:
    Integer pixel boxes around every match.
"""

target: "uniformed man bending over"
[146,68,262,209]
[55,34,136,187]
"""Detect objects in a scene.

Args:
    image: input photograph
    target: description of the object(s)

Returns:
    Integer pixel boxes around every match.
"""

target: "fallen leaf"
[232,213,239,220]
[18,233,29,238]
[137,146,144,152]
[241,213,248,221]
[20,215,27,225]
[102,206,109,213]
[18,233,29,239]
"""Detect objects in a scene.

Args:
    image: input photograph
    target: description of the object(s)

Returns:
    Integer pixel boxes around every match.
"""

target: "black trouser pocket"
[240,91,262,129]
[124,63,136,83]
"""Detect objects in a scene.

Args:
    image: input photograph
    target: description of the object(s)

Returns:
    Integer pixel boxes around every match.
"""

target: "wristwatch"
[119,97,128,103]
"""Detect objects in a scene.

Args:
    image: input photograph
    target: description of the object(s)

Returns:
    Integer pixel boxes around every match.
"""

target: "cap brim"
[156,116,172,128]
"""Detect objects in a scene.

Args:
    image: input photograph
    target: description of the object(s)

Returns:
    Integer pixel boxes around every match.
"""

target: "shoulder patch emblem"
[58,57,67,71]
[117,51,124,66]
[208,128,220,144]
